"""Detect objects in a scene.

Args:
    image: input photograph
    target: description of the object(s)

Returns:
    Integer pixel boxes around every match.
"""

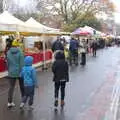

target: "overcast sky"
[14,0,28,7]
[112,0,120,23]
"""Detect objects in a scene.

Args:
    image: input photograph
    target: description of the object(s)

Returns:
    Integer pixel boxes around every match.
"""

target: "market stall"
[0,12,51,73]
[72,27,91,36]
[0,11,71,75]
[0,57,7,72]
[25,18,59,69]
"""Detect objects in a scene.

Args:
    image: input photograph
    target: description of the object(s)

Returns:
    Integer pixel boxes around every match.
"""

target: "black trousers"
[22,86,35,106]
[69,50,78,65]
[93,49,96,56]
[54,81,66,100]
[8,77,24,103]
[81,53,86,65]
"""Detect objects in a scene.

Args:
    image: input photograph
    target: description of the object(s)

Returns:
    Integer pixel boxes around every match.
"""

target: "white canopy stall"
[25,17,47,33]
[0,11,27,33]
[25,17,58,70]
[0,11,70,74]
[25,17,60,34]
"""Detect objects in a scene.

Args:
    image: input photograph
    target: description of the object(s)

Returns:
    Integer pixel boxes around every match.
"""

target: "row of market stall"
[0,11,70,74]
[0,11,61,35]
[0,11,116,76]
[71,25,117,49]
[72,25,115,39]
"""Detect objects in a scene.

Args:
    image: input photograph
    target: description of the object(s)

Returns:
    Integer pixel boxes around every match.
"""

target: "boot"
[61,100,65,107]
[54,100,58,108]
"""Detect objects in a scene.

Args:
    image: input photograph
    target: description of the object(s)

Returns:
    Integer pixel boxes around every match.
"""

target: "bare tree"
[0,0,3,12]
[0,0,115,30]
[48,0,115,24]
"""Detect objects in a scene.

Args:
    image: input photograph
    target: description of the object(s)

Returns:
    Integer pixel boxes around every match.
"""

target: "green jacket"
[7,47,24,78]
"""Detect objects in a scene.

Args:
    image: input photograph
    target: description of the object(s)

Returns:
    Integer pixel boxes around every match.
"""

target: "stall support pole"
[42,35,48,71]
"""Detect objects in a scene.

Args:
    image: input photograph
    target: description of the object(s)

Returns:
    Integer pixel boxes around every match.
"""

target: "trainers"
[20,103,24,109]
[11,102,15,107]
[7,102,15,108]
[61,100,65,107]
[7,103,12,108]
[54,100,58,107]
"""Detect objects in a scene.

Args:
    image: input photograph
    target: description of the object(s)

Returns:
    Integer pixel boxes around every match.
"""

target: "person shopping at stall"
[4,36,14,57]
[69,38,79,65]
[52,36,64,62]
[7,40,24,108]
[52,36,64,53]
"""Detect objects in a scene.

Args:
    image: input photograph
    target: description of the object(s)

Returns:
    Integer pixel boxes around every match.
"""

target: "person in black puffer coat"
[52,50,69,108]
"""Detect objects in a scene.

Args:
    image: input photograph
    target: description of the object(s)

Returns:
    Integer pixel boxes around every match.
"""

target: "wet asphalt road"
[0,46,120,120]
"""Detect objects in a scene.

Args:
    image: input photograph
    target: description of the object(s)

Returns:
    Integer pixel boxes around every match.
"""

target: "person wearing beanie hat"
[7,41,24,108]
[20,56,38,110]
[52,50,69,109]
[12,39,20,47]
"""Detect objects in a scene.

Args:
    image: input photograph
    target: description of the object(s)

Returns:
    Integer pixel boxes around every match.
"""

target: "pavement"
[0,46,120,120]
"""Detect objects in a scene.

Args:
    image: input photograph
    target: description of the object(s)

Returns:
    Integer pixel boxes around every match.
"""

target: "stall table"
[25,50,52,63]
[0,50,53,73]
[0,57,7,72]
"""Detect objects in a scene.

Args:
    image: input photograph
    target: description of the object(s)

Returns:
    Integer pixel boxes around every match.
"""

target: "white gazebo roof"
[0,11,25,25]
[0,11,26,32]
[25,17,48,33]
[25,17,60,33]
[0,12,60,35]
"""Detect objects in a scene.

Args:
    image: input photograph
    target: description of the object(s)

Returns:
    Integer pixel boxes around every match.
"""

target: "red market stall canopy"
[72,26,98,36]
[72,27,91,36]
[82,26,95,35]
[72,25,108,38]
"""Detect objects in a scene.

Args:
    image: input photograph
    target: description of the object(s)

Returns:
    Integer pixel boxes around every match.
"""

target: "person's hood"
[55,50,65,60]
[9,47,20,54]
[24,56,33,66]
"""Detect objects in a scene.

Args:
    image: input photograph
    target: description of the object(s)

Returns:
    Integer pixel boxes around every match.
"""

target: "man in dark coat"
[69,38,79,65]
[52,37,64,52]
